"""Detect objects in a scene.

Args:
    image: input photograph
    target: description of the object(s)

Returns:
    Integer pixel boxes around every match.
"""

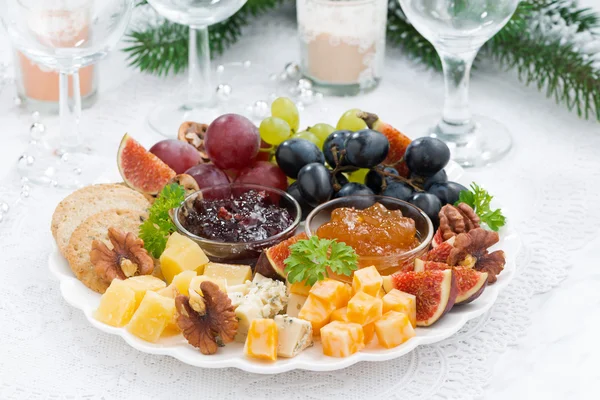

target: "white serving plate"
[48,161,520,374]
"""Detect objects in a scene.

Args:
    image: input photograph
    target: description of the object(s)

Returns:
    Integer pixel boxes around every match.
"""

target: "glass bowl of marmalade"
[305,195,434,279]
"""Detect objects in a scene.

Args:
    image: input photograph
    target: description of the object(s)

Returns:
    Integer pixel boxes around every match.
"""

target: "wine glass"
[398,0,520,167]
[1,0,135,187]
[146,0,248,137]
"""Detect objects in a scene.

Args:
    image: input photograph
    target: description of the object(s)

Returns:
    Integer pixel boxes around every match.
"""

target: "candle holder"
[297,0,387,96]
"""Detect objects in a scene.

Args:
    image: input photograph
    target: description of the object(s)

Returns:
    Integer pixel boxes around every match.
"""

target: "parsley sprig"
[456,183,506,232]
[139,184,186,258]
[284,236,358,286]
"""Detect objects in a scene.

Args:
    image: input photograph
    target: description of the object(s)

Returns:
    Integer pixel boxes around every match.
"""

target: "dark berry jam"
[180,190,294,242]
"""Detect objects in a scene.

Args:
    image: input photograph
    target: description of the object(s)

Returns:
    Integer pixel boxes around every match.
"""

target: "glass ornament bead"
[216,83,232,100]
[31,111,40,122]
[0,202,8,213]
[297,78,313,90]
[284,62,301,80]
[252,100,269,119]
[29,122,46,139]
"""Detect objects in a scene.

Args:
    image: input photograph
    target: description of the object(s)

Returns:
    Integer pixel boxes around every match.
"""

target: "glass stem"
[58,69,81,150]
[438,49,478,134]
[187,26,214,108]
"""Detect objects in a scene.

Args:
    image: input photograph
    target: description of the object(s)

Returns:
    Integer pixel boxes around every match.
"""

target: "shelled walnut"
[175,281,238,355]
[448,228,505,284]
[438,203,480,241]
[90,227,154,284]
[178,121,209,161]
[168,174,199,196]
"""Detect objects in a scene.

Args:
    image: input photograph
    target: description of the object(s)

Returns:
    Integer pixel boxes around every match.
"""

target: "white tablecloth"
[1,4,599,399]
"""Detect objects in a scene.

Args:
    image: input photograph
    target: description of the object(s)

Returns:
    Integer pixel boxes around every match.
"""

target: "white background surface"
[1,1,599,399]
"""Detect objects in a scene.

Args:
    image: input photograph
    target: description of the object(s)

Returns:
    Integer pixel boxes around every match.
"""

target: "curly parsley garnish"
[456,182,506,232]
[284,236,358,286]
[139,184,186,258]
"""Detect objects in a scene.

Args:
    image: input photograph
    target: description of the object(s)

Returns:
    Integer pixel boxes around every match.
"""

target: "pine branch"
[123,0,282,76]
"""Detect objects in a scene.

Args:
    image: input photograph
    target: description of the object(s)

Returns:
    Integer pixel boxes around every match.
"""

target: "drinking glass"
[146,0,248,137]
[1,0,135,187]
[398,0,520,167]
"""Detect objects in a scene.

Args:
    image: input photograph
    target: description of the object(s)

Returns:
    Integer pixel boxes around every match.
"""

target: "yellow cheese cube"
[309,279,352,309]
[159,232,209,283]
[320,321,365,357]
[331,307,349,322]
[287,280,312,297]
[203,263,252,286]
[122,275,167,308]
[156,285,177,299]
[94,279,137,327]
[347,291,382,326]
[352,266,382,297]
[126,291,176,342]
[374,311,416,349]
[189,275,227,296]
[298,294,336,334]
[286,293,308,318]
[244,319,278,361]
[331,307,374,343]
[377,287,386,299]
[170,270,197,296]
[382,289,417,328]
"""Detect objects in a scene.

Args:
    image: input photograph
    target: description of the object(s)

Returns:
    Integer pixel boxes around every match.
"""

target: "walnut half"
[438,203,480,241]
[447,228,505,284]
[90,227,154,284]
[175,281,238,355]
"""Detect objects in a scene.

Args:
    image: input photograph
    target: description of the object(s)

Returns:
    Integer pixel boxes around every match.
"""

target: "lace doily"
[1,14,599,400]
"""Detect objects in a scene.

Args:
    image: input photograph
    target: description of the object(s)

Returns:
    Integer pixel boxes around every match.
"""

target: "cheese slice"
[203,263,252,286]
[286,293,308,318]
[274,315,313,358]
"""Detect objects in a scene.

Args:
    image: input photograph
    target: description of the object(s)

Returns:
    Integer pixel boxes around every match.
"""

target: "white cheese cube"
[227,282,250,294]
[228,292,245,308]
[234,295,264,342]
[286,293,308,318]
[274,315,313,358]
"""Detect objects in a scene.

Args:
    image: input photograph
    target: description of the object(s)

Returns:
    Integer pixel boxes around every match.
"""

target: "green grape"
[348,168,370,183]
[260,117,292,145]
[271,97,300,132]
[308,123,335,147]
[336,109,367,131]
[293,130,320,146]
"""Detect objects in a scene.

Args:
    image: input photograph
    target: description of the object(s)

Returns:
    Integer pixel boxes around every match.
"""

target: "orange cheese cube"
[287,280,312,297]
[94,279,137,327]
[363,322,375,344]
[332,307,374,343]
[320,321,365,357]
[298,294,336,334]
[374,311,416,349]
[309,279,352,309]
[244,319,278,361]
[331,307,349,322]
[352,266,382,297]
[382,289,417,328]
[347,291,382,326]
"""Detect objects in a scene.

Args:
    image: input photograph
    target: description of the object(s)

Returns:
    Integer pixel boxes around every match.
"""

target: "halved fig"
[421,240,454,262]
[414,259,488,305]
[389,269,457,326]
[432,229,456,248]
[255,233,308,281]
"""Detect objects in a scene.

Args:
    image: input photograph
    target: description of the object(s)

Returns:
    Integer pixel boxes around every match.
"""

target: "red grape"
[234,161,288,192]
[149,139,201,174]
[255,140,273,162]
[204,114,260,170]
[185,164,230,189]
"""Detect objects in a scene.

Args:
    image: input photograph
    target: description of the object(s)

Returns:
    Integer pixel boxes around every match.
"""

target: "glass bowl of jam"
[173,183,302,265]
[305,195,434,278]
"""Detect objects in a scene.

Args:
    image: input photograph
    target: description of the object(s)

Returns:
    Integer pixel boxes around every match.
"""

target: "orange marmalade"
[316,203,420,256]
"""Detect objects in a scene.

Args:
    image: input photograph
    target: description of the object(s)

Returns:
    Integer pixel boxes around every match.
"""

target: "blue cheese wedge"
[274,315,313,358]
[248,274,288,318]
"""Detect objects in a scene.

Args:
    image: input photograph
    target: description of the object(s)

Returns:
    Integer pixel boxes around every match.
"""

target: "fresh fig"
[414,259,488,305]
[390,269,457,326]
[422,241,454,262]
[254,233,308,281]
